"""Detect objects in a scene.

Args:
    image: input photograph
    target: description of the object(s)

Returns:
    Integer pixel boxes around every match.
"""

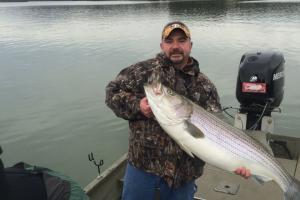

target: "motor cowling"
[236,51,285,114]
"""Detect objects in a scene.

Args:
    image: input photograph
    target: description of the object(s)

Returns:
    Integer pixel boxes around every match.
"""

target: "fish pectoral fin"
[251,175,272,185]
[185,120,205,138]
[177,141,195,158]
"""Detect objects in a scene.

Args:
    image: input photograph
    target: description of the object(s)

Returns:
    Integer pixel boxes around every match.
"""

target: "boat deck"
[193,132,300,200]
[195,157,300,200]
[85,132,300,200]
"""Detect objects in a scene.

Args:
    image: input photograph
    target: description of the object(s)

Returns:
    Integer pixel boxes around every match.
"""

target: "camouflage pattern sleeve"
[197,73,222,113]
[105,65,146,120]
[206,83,222,113]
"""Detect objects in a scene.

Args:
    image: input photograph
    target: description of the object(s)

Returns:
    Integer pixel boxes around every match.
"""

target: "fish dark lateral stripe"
[191,105,293,190]
[144,82,300,199]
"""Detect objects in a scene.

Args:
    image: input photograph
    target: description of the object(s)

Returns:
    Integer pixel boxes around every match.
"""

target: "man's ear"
[191,41,193,47]
[160,42,163,50]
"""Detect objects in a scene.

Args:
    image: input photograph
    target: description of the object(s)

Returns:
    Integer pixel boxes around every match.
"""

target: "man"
[105,21,250,200]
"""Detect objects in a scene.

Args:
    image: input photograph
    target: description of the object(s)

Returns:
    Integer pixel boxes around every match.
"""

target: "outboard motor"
[235,51,285,131]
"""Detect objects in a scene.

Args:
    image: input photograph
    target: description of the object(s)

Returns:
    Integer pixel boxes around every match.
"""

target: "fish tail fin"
[284,178,300,200]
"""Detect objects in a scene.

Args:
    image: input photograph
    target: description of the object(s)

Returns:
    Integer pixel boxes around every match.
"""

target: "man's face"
[160,29,192,67]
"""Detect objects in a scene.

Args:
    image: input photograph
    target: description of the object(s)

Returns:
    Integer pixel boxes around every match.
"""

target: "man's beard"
[169,50,185,64]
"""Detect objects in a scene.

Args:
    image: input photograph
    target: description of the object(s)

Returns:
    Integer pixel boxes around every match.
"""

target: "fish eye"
[167,89,175,96]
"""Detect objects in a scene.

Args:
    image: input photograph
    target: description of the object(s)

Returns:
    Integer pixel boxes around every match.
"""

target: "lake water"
[0,0,300,186]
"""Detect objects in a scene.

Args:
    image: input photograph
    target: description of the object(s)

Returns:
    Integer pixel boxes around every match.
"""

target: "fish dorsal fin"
[251,174,272,185]
[184,120,205,138]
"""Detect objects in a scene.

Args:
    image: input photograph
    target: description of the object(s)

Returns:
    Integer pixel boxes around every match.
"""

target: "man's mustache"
[170,50,183,55]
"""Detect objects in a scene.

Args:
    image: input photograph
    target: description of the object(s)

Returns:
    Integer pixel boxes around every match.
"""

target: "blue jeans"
[122,163,197,200]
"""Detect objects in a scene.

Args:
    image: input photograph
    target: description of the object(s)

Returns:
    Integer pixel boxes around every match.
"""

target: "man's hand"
[235,167,251,179]
[140,97,153,118]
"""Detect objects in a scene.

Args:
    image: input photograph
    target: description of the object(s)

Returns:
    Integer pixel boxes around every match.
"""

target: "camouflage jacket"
[105,53,221,188]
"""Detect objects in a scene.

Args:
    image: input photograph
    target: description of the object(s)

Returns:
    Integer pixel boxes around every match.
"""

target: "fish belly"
[163,124,275,180]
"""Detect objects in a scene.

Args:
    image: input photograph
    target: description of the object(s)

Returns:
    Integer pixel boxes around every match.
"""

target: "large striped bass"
[144,79,300,200]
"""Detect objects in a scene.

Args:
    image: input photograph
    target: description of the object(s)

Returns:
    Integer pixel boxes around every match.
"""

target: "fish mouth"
[144,82,163,96]
[153,83,162,95]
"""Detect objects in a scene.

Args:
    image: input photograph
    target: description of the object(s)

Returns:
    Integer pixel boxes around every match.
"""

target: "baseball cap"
[161,21,191,39]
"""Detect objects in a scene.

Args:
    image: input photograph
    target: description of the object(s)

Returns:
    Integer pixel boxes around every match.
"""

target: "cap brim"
[163,28,190,39]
